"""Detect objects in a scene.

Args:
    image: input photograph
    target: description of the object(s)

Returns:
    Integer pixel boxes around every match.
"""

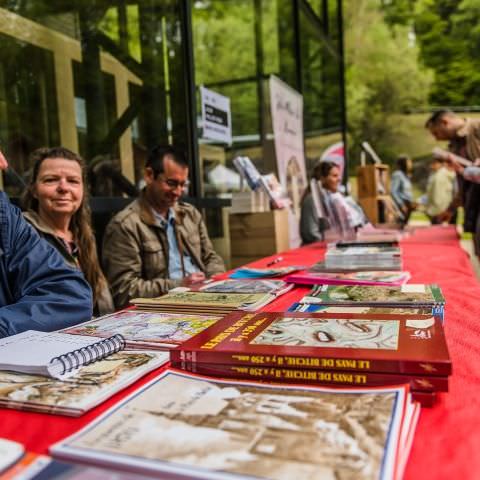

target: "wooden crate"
[229,209,290,265]
[356,164,390,198]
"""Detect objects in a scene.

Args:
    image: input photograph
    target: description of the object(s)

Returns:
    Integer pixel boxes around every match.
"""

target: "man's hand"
[436,210,453,223]
[0,150,8,170]
[181,272,206,286]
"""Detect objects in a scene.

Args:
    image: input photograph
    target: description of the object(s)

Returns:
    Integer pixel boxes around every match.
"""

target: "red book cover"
[172,361,448,392]
[171,311,451,376]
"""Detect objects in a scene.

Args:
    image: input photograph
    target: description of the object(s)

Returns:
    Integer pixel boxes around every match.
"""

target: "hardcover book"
[171,311,451,375]
[62,310,222,350]
[174,362,448,392]
[300,284,445,309]
[285,270,411,286]
[0,351,168,416]
[51,369,418,480]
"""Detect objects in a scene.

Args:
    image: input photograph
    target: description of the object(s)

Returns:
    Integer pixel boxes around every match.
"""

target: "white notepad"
[0,330,125,379]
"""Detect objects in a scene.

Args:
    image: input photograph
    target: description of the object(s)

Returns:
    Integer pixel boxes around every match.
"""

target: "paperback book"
[300,284,445,309]
[51,369,419,480]
[196,279,293,295]
[229,265,305,279]
[1,452,157,480]
[0,351,168,416]
[285,270,411,286]
[288,302,438,315]
[309,261,402,273]
[62,310,222,350]
[171,310,451,376]
[130,291,276,315]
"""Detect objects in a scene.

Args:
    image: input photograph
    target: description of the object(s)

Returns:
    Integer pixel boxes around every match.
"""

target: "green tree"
[345,0,432,164]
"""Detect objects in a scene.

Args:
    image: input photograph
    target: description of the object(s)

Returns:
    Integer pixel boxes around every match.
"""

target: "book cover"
[288,302,436,316]
[131,291,274,311]
[285,270,410,286]
[171,311,451,375]
[51,369,412,480]
[229,266,305,279]
[0,351,168,416]
[197,279,293,295]
[301,284,445,307]
[174,362,448,392]
[62,310,222,350]
[309,261,402,273]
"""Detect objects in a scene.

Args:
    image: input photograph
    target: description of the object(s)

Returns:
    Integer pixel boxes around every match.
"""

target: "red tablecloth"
[1,225,479,480]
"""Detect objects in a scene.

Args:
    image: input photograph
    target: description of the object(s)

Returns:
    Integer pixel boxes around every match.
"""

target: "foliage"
[344,0,432,165]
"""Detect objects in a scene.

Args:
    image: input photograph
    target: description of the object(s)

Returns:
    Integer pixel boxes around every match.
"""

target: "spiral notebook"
[0,330,125,379]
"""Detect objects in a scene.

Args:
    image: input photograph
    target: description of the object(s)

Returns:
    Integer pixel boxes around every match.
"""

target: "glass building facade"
[0,0,345,257]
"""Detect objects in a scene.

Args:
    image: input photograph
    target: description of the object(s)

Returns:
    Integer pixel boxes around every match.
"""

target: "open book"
[0,330,125,379]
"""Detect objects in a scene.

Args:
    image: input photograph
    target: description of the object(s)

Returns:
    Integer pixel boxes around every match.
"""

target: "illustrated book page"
[51,369,412,480]
[62,310,222,349]
[0,351,168,416]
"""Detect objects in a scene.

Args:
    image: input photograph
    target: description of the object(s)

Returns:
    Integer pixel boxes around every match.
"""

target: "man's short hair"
[425,110,455,129]
[146,145,189,177]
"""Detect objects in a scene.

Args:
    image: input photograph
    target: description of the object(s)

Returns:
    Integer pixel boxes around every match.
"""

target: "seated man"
[102,145,225,308]
[0,152,93,338]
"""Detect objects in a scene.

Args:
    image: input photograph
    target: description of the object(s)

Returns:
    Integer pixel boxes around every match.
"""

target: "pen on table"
[266,256,283,267]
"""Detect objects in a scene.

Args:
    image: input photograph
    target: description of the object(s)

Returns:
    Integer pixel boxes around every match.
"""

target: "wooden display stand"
[357,164,397,224]
[229,209,290,268]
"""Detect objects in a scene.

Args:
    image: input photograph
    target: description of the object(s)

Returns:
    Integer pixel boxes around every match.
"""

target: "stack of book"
[324,244,402,270]
[51,368,420,480]
[130,291,278,316]
[171,310,451,407]
[298,284,445,320]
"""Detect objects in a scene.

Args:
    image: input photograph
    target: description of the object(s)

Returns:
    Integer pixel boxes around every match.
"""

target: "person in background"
[426,110,480,253]
[425,157,456,224]
[102,144,225,309]
[0,150,93,337]
[390,155,417,224]
[22,147,114,315]
[300,161,366,244]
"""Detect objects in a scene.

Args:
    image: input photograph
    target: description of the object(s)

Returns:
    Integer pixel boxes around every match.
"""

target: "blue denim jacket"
[0,192,93,337]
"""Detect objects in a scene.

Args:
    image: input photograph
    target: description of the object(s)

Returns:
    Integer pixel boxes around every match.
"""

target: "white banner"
[200,86,232,144]
[269,75,307,247]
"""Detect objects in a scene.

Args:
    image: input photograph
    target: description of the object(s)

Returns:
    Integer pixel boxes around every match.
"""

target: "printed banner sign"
[200,86,232,144]
[269,75,307,248]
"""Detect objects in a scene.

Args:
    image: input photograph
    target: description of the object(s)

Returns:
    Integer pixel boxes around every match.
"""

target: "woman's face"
[322,166,341,192]
[34,158,84,218]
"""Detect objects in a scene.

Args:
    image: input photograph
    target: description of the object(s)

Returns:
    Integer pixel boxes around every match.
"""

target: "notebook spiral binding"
[50,334,126,376]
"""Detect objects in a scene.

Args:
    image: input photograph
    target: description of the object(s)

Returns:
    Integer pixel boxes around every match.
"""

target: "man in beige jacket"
[102,145,225,308]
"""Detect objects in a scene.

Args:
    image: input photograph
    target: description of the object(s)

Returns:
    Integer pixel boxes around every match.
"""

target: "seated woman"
[22,147,114,315]
[300,161,367,244]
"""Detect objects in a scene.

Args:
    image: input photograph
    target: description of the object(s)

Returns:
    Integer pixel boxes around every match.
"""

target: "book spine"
[170,349,452,376]
[49,334,126,376]
[172,362,448,392]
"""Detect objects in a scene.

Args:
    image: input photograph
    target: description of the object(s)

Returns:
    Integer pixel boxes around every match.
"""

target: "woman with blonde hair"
[22,147,113,315]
